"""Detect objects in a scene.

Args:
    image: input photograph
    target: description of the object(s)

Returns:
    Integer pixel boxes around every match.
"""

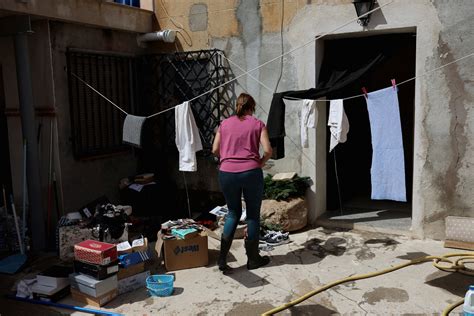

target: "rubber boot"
[218,235,233,273]
[245,239,270,270]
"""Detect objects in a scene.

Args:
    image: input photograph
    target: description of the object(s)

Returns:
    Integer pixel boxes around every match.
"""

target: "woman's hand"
[260,127,273,166]
[212,131,221,157]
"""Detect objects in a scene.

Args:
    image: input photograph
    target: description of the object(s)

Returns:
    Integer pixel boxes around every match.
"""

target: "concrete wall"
[0,0,154,33]
[1,19,151,217]
[1,20,57,214]
[154,0,474,239]
[418,0,474,238]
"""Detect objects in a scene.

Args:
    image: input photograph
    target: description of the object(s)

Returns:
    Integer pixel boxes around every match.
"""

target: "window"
[66,50,135,159]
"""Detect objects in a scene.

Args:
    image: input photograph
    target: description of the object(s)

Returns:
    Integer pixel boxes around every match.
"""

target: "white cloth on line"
[283,98,318,148]
[175,101,203,172]
[123,115,147,147]
[328,99,349,152]
[366,86,406,202]
[300,99,317,148]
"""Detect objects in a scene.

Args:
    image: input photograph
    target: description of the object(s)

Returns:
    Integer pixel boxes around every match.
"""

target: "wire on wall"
[274,0,285,93]
[159,0,193,47]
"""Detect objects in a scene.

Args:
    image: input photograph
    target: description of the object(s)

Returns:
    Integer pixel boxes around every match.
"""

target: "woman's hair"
[235,93,256,118]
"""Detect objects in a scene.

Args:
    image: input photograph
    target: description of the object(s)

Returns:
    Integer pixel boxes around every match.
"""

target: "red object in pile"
[74,239,118,266]
[197,220,215,229]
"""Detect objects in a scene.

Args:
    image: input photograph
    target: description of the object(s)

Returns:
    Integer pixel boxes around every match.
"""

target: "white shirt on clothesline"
[175,101,203,172]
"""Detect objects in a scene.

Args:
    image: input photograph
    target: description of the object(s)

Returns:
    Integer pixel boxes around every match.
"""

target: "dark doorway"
[324,33,416,216]
[0,65,13,207]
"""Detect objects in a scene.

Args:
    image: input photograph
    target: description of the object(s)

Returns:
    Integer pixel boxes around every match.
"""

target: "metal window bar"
[136,49,236,149]
[66,50,134,159]
[66,49,235,158]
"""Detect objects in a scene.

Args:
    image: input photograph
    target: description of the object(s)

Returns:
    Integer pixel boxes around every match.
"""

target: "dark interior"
[323,33,416,214]
[0,64,12,207]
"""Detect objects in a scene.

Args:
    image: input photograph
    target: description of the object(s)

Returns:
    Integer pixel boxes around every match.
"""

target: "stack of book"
[116,236,150,294]
[70,240,119,307]
[32,265,72,302]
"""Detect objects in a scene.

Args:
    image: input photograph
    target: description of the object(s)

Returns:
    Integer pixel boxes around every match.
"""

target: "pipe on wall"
[14,32,46,250]
[136,30,176,47]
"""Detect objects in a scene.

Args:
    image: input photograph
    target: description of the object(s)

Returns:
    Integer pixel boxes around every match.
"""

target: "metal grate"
[136,49,235,149]
[66,49,234,158]
[66,50,135,159]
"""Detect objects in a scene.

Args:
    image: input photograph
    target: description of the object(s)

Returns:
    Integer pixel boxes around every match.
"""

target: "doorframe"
[313,28,418,236]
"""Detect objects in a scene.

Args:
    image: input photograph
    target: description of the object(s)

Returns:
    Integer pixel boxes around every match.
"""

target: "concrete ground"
[317,210,412,236]
[1,226,472,315]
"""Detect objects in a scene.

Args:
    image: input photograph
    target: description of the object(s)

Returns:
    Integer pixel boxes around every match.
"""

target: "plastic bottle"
[464,285,474,316]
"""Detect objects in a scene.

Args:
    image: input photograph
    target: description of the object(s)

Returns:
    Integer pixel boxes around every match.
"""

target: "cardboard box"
[171,228,199,239]
[69,273,117,298]
[116,241,133,255]
[74,240,117,266]
[32,284,70,302]
[71,288,117,307]
[59,225,128,262]
[118,251,151,268]
[74,260,118,280]
[117,262,145,280]
[37,265,72,288]
[117,270,150,295]
[157,232,208,271]
[131,237,148,252]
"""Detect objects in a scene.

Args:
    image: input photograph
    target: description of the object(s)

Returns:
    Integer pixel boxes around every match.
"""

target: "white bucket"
[464,285,474,316]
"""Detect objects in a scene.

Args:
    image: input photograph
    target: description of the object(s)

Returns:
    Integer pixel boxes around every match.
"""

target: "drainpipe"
[136,30,177,47]
[14,30,46,250]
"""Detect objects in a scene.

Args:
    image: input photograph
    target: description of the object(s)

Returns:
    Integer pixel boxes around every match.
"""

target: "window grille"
[66,49,234,158]
[136,49,235,149]
[66,50,135,159]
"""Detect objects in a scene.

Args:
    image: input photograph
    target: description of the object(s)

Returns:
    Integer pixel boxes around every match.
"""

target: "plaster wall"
[156,0,474,239]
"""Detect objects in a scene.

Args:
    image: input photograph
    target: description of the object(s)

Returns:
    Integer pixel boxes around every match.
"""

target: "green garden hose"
[262,252,474,315]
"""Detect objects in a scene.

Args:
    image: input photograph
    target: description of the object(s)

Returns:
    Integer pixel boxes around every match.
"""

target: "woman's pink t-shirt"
[218,115,265,173]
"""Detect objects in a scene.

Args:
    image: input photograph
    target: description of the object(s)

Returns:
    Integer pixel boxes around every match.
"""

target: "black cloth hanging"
[267,35,399,159]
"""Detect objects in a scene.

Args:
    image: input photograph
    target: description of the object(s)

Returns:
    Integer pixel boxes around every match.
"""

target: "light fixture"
[352,0,376,26]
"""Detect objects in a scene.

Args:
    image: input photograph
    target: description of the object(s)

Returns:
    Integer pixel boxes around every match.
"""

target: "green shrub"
[263,174,311,201]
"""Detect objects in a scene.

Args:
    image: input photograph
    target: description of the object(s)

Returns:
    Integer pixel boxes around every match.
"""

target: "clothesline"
[149,2,392,118]
[222,51,474,103]
[70,73,129,115]
[322,51,474,102]
[149,50,474,170]
[226,54,318,167]
[71,49,474,121]
[70,1,391,119]
[243,50,473,168]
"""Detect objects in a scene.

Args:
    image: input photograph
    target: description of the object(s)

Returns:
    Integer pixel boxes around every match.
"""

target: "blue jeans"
[218,168,263,241]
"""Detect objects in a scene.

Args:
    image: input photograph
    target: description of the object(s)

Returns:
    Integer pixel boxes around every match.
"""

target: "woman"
[212,93,273,272]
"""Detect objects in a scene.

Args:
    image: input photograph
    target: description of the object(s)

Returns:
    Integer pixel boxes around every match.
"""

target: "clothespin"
[391,79,397,90]
[361,87,368,99]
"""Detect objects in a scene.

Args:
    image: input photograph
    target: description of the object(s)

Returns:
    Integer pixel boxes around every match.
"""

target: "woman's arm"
[212,131,221,157]
[260,127,273,167]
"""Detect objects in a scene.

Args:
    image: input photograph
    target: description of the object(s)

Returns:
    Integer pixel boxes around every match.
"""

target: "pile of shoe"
[259,230,290,250]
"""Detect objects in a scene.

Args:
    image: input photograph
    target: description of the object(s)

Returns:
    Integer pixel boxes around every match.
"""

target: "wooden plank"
[444,239,474,251]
